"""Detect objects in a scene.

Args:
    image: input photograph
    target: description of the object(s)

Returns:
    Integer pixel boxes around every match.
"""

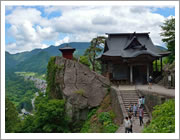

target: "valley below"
[16,72,47,117]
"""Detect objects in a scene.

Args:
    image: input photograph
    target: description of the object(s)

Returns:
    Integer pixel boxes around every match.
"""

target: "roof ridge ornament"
[141,45,147,50]
[66,43,70,47]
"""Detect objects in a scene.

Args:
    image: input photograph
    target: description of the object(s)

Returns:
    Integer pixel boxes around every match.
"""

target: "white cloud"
[92,14,117,25]
[6,42,16,50]
[6,7,42,25]
[6,7,60,53]
[36,26,58,41]
[41,44,49,49]
[5,5,173,53]
[55,36,69,46]
[44,6,62,14]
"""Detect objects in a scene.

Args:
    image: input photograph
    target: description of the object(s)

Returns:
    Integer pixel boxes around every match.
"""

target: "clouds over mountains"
[5,5,174,54]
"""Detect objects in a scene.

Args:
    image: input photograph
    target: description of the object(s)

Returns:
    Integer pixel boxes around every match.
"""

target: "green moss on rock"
[46,57,64,99]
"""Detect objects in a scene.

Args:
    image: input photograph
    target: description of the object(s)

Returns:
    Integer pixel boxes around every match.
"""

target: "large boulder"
[54,56,110,121]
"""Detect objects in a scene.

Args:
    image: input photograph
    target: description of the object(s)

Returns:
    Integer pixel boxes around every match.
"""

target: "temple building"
[59,44,76,60]
[99,32,170,84]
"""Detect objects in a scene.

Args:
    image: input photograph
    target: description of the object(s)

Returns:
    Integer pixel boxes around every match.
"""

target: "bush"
[80,121,91,133]
[103,122,118,133]
[80,94,118,133]
[98,112,112,124]
[143,99,175,133]
[98,112,118,133]
[87,108,97,119]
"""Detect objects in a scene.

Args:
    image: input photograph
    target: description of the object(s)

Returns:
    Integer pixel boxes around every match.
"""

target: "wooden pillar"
[130,65,133,84]
[107,62,109,79]
[160,57,163,73]
[147,64,149,82]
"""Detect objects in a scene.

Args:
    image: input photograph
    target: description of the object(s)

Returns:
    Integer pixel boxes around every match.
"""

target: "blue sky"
[5,5,175,54]
[152,7,175,17]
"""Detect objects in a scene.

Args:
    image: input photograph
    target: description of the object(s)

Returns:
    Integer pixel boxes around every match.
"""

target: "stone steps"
[123,99,139,102]
[111,86,150,133]
[120,90,149,117]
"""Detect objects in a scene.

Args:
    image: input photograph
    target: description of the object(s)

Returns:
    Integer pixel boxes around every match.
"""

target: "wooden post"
[147,64,149,83]
[160,57,163,73]
[107,62,109,79]
[130,65,133,84]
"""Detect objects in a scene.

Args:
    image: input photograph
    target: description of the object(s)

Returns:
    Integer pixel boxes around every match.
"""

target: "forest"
[5,71,38,113]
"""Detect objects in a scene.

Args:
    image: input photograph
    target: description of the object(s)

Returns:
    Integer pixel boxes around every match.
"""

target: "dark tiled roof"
[59,44,76,51]
[101,32,169,58]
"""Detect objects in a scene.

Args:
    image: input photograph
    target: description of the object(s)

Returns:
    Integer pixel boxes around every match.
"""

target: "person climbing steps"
[124,117,130,133]
[138,106,144,126]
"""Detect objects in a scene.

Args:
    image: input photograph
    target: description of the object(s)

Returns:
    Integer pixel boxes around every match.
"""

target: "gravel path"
[135,84,175,97]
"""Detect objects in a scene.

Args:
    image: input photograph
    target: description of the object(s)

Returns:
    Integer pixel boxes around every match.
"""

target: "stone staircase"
[115,89,150,133]
[111,86,150,133]
[120,90,149,117]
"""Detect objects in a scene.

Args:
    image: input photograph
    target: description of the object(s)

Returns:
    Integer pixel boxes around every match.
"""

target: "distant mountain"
[5,52,18,70]
[6,42,90,74]
[16,51,51,74]
[155,45,168,51]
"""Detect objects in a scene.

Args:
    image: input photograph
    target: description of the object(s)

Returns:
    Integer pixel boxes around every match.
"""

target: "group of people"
[124,96,145,133]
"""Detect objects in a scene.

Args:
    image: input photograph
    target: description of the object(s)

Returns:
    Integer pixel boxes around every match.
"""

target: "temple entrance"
[113,64,129,80]
[133,65,147,84]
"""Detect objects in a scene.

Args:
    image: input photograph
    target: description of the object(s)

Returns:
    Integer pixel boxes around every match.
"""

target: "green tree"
[160,17,175,63]
[5,97,20,132]
[79,56,90,67]
[85,36,106,71]
[16,99,70,133]
[143,99,175,133]
[21,97,33,112]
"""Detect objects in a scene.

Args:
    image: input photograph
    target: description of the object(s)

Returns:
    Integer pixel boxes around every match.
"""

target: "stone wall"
[161,73,175,88]
[138,90,174,114]
[110,88,124,125]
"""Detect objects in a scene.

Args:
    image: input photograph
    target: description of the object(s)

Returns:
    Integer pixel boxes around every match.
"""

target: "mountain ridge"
[6,42,91,73]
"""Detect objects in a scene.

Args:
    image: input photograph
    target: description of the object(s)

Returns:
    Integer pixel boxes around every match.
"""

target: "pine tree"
[85,36,106,71]
[5,97,20,132]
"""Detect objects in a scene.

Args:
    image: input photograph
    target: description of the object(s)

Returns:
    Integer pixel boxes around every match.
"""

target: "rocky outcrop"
[54,56,110,121]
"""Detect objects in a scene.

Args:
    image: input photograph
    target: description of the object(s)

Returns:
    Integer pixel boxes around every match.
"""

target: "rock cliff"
[48,56,110,121]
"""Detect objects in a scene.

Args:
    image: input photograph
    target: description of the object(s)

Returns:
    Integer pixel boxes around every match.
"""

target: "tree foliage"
[79,56,90,67]
[84,36,106,71]
[5,97,20,132]
[16,99,70,133]
[143,99,175,133]
[80,95,118,133]
[160,17,175,63]
[5,71,38,112]
[46,56,63,99]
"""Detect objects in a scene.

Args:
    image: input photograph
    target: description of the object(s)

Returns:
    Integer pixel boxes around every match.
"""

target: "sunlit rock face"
[54,56,110,121]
